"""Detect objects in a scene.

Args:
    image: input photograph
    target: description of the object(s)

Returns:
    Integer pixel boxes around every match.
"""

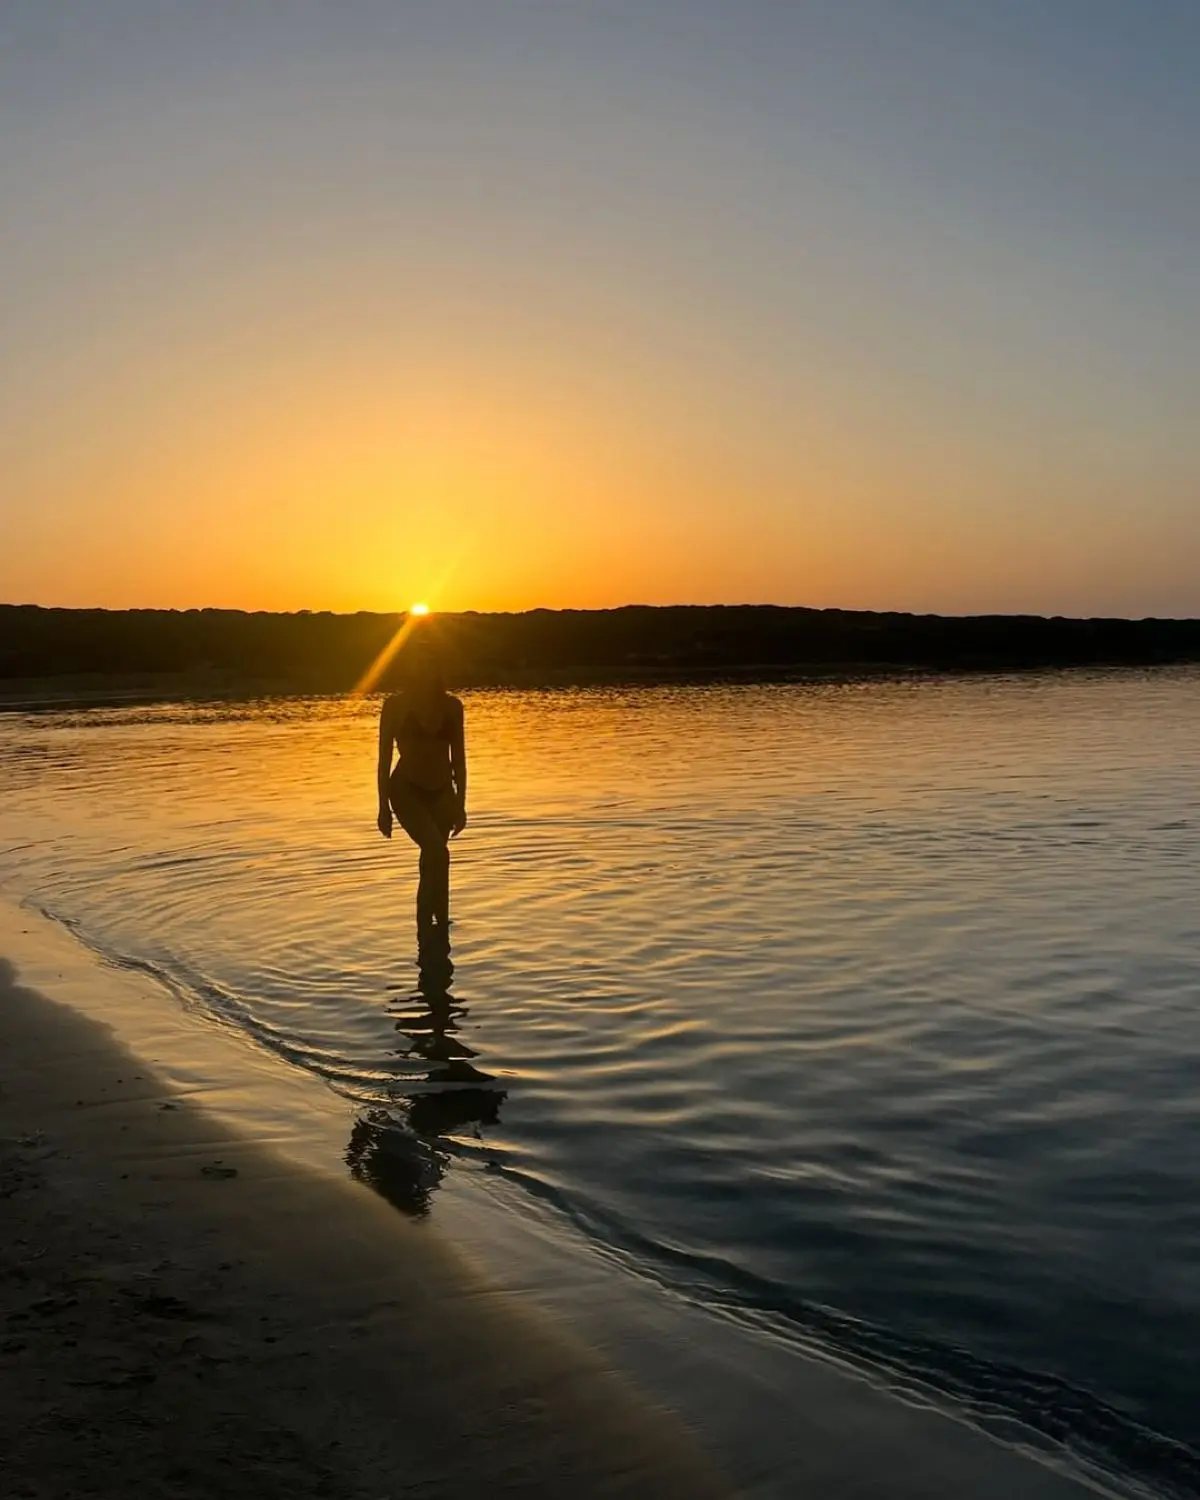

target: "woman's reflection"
[346,952,506,1217]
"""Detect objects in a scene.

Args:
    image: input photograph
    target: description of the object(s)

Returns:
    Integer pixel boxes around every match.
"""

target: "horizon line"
[2,600,1200,626]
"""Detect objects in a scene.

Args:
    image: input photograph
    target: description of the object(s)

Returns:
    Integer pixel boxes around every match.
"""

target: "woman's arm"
[376,697,395,838]
[450,699,467,836]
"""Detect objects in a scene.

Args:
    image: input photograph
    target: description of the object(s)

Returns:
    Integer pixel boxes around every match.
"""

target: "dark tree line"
[2,603,1199,691]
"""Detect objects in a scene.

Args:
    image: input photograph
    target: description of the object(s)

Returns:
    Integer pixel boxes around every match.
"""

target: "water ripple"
[3,670,1200,1495]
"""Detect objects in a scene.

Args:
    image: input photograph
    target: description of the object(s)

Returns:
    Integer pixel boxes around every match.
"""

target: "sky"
[2,0,1197,617]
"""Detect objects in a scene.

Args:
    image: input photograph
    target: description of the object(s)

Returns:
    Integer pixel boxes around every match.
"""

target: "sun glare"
[351,607,432,696]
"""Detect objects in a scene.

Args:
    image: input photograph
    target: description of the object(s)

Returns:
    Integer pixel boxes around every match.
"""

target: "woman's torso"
[390,693,459,792]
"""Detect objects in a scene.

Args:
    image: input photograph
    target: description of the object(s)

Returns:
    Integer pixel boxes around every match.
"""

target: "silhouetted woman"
[376,648,467,956]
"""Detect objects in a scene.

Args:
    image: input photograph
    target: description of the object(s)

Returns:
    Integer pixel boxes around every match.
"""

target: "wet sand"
[0,904,1117,1499]
[0,955,728,1499]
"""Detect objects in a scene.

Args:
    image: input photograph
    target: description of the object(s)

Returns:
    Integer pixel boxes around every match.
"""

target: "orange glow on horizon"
[7,308,1196,622]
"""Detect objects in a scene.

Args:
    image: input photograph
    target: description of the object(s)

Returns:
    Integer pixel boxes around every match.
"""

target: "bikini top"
[399,704,454,743]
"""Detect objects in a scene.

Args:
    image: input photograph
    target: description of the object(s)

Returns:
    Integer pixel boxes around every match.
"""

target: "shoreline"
[0,898,1122,1498]
[0,932,728,1499]
[5,602,1200,704]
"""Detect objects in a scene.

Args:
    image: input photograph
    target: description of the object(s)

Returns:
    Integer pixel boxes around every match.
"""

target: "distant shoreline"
[2,602,1198,708]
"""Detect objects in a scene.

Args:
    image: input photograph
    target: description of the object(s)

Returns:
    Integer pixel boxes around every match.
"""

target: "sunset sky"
[3,2,1197,617]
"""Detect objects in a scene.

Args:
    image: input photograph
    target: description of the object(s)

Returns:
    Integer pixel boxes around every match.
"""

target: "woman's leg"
[419,841,450,939]
[422,790,458,937]
[390,779,453,948]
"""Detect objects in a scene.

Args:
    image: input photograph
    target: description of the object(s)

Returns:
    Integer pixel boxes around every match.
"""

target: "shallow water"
[2,672,1198,1496]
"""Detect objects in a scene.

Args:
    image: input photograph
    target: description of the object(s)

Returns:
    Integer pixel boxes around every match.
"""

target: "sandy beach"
[0,947,729,1499]
[0,899,1124,1499]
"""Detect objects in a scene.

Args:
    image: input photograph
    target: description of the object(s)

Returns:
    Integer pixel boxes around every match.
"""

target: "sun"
[409,602,431,616]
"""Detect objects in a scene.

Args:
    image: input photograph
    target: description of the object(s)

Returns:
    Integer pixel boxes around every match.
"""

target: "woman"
[376,647,467,955]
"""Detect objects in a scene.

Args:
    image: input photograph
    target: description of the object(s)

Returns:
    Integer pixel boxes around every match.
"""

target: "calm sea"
[2,671,1198,1496]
